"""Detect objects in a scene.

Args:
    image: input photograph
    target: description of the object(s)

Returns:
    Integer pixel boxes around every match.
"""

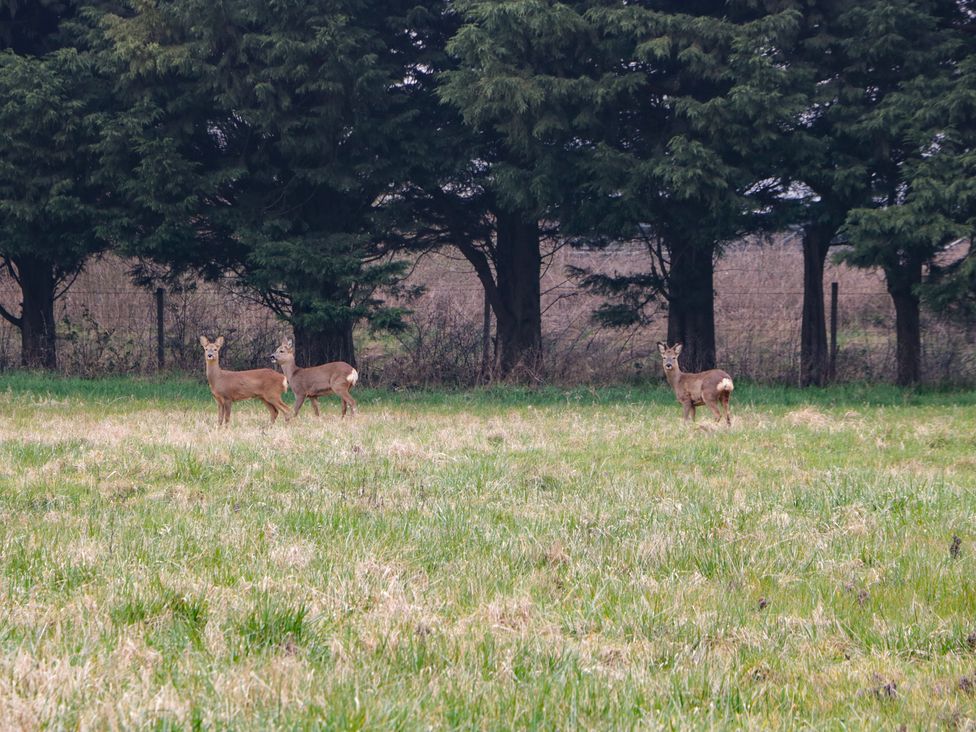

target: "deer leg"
[705,398,722,422]
[721,395,732,426]
[682,400,695,421]
[333,381,357,417]
[224,401,233,425]
[276,397,292,420]
[309,396,321,417]
[293,393,307,418]
[261,398,279,424]
[267,397,289,422]
[335,386,356,418]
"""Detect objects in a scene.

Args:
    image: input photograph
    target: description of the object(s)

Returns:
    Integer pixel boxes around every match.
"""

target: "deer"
[657,342,734,426]
[199,335,291,426]
[270,338,359,418]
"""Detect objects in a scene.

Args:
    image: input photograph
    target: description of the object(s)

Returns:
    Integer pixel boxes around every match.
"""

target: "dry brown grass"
[2,237,972,384]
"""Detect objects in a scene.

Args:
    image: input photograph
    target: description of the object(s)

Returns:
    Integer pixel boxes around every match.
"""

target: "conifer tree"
[0,0,113,368]
[913,42,976,317]
[446,1,801,372]
[784,0,876,386]
[782,0,968,386]
[438,0,594,377]
[836,0,970,385]
[566,1,801,371]
[101,0,430,366]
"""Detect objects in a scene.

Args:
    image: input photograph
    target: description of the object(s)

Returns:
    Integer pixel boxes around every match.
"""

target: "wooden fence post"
[829,281,838,381]
[480,290,492,384]
[156,287,165,370]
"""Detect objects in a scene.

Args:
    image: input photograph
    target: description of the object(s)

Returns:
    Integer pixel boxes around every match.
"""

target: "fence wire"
[0,280,972,386]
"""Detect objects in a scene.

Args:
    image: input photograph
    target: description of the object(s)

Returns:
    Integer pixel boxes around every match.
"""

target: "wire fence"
[0,244,974,385]
[0,281,972,386]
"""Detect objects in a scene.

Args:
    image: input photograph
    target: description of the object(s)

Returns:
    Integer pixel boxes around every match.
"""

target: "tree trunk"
[492,209,542,379]
[666,241,716,372]
[16,256,58,370]
[799,227,832,386]
[292,317,356,367]
[886,258,923,386]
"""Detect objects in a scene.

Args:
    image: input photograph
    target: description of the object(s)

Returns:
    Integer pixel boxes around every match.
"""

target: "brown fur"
[657,342,734,426]
[271,338,358,418]
[199,335,290,426]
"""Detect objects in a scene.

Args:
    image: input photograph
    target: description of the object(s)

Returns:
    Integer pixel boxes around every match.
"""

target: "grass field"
[1,373,975,729]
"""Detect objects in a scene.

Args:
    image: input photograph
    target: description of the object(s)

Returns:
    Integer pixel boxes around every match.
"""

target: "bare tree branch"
[53,268,83,301]
[3,257,21,287]
[0,302,22,328]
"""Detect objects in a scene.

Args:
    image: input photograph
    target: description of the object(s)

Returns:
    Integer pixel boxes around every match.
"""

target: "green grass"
[1,372,975,729]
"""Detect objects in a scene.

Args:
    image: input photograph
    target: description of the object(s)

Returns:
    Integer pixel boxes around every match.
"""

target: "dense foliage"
[0,0,114,368]
[0,0,972,381]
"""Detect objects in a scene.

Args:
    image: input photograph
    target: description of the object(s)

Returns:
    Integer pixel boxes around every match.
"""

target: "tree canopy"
[0,0,973,383]
[99,0,437,365]
[0,0,114,368]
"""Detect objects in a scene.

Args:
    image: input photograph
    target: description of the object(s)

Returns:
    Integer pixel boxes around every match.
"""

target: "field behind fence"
[1,235,973,385]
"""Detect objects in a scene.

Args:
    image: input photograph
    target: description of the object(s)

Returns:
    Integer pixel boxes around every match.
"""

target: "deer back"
[675,368,732,402]
[289,361,356,396]
[212,367,288,401]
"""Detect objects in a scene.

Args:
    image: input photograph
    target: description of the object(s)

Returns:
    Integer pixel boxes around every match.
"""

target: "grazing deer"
[199,335,291,426]
[657,342,734,425]
[270,338,359,418]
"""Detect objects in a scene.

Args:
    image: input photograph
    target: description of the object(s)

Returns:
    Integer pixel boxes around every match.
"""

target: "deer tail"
[717,377,734,393]
[347,369,359,386]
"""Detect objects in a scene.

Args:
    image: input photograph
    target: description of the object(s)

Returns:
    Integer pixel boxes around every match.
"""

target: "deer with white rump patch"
[199,336,291,426]
[271,338,359,418]
[657,342,734,426]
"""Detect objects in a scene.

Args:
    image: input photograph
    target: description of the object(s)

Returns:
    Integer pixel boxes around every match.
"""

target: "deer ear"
[285,338,294,350]
[673,343,683,355]
[199,335,209,347]
[657,341,667,355]
[215,336,225,348]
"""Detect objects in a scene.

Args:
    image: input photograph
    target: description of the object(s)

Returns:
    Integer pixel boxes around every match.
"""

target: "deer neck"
[278,359,299,381]
[205,359,223,388]
[664,365,683,391]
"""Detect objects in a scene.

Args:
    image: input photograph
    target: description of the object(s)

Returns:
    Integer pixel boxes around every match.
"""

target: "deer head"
[657,342,683,372]
[270,337,295,366]
[199,335,224,363]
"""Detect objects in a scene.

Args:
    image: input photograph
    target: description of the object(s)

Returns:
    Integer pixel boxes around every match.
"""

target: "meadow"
[1,373,975,729]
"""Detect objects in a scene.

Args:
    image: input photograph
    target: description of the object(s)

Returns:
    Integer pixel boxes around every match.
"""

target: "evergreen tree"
[0,1,113,369]
[916,43,976,317]
[438,0,594,378]
[843,2,976,333]
[837,0,969,385]
[781,0,967,386]
[783,0,875,387]
[564,1,801,371]
[441,1,801,374]
[101,0,429,366]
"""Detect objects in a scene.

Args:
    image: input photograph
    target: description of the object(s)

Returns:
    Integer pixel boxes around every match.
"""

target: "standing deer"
[270,338,359,418]
[199,336,291,426]
[657,342,734,425]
